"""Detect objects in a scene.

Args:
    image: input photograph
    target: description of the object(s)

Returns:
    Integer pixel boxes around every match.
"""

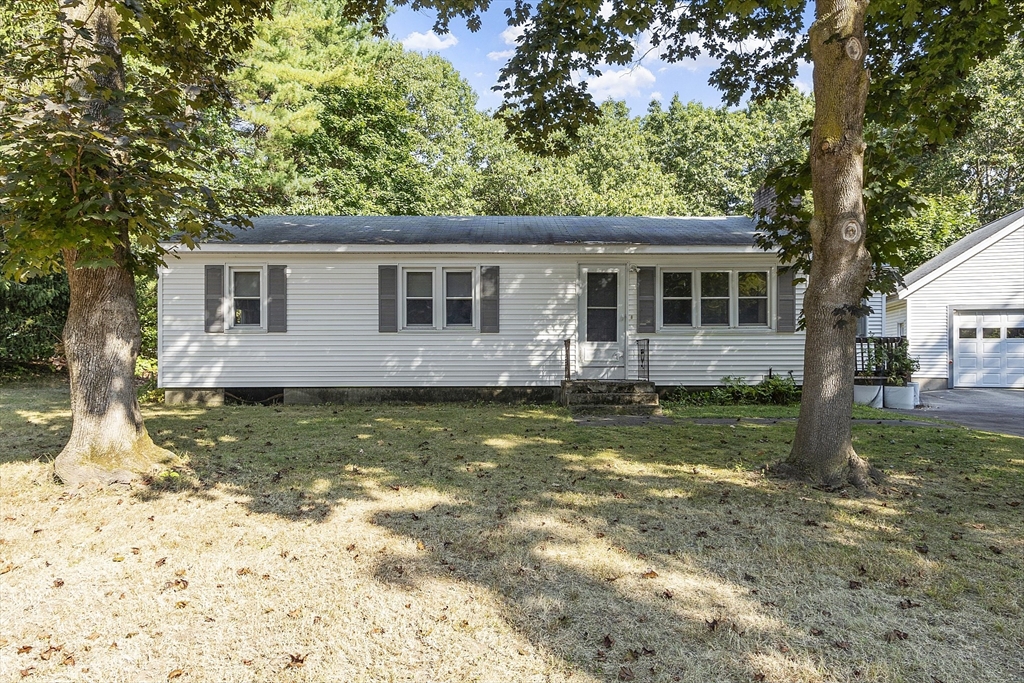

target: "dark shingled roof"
[903,206,1024,289]
[217,215,759,246]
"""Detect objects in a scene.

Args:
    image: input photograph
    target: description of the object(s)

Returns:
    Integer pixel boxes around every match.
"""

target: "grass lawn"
[1,380,1021,683]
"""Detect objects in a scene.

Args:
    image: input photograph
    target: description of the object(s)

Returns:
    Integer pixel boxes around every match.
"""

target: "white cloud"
[649,91,663,101]
[586,65,656,100]
[500,24,527,46]
[795,79,812,95]
[401,31,458,52]
[487,49,515,61]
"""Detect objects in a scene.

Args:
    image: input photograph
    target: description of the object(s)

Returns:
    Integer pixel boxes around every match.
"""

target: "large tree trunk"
[53,0,174,487]
[55,250,174,487]
[786,0,879,488]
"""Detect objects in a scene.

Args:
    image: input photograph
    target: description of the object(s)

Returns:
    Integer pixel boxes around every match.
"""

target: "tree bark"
[786,0,879,488]
[55,250,174,487]
[53,0,174,486]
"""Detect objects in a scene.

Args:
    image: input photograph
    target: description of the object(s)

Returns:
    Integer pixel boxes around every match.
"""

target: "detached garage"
[886,207,1024,390]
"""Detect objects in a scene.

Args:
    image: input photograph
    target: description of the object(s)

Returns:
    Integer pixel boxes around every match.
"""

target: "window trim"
[227,265,267,333]
[737,270,770,327]
[402,268,437,329]
[400,266,481,332]
[656,267,775,331]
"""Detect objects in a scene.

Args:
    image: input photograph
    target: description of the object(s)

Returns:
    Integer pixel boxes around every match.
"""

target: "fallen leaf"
[175,601,188,609]
[39,645,61,660]
[834,641,851,651]
[641,570,658,579]
[61,654,75,666]
[848,580,863,590]
[706,618,721,632]
[897,599,920,609]
[1,563,17,575]
[52,579,64,588]
[810,628,824,636]
[174,569,186,577]
[602,634,614,649]
[17,646,32,655]
[989,545,1003,555]
[618,666,635,681]
[168,669,184,679]
[85,633,100,641]
[287,653,306,668]
[753,674,766,682]
[155,557,167,567]
[884,629,909,643]
[19,667,34,677]
[914,544,929,555]
[236,567,253,576]
[288,609,302,618]
[950,532,963,541]
[662,590,674,599]
[113,556,125,562]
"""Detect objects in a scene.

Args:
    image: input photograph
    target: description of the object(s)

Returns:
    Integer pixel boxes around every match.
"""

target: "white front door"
[578,265,626,380]
[953,310,1024,388]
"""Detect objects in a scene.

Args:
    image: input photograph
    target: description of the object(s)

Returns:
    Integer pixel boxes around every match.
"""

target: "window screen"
[445,271,473,326]
[406,272,433,326]
[662,272,692,326]
[233,271,261,325]
[586,272,618,342]
[700,272,730,326]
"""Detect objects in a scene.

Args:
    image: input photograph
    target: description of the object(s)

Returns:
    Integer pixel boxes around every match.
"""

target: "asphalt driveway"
[894,388,1024,437]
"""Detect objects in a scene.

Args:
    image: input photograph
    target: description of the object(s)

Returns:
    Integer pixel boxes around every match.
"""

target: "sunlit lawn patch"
[1,380,1020,682]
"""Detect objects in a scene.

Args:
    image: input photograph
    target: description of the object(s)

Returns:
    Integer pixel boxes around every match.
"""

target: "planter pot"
[908,382,920,407]
[883,384,916,410]
[853,383,884,408]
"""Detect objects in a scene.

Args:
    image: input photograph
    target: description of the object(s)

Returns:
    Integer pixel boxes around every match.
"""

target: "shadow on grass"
[3,382,1022,681]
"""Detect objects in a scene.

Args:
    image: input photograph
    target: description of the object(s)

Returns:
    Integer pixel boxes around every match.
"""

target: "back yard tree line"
[3,1,1021,370]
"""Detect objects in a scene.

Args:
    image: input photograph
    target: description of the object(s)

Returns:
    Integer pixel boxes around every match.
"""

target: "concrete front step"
[561,380,656,395]
[563,392,660,406]
[568,404,663,416]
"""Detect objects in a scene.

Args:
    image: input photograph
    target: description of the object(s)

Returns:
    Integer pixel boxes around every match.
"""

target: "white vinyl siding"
[897,223,1024,385]
[860,291,886,337]
[885,299,907,337]
[160,252,808,389]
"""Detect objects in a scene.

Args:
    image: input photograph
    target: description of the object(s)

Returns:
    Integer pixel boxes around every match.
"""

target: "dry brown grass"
[1,379,1021,683]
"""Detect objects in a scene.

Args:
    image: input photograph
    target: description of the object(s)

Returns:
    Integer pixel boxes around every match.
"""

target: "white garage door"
[954,310,1024,388]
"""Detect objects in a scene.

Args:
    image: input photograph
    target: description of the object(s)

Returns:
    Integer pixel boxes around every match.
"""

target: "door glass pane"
[234,298,260,325]
[234,271,260,297]
[701,299,729,325]
[983,328,1001,339]
[663,299,692,325]
[1008,327,1024,339]
[586,309,617,342]
[406,299,433,325]
[587,272,617,308]
[959,327,977,339]
[701,272,729,297]
[446,300,472,326]
[738,298,768,325]
[446,271,472,298]
[663,272,692,298]
[407,272,432,298]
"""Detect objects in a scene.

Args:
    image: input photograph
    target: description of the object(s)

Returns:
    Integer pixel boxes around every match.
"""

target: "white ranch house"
[885,207,1024,390]
[157,216,809,404]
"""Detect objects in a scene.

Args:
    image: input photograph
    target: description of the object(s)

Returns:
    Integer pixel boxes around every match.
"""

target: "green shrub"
[0,274,69,367]
[667,373,801,406]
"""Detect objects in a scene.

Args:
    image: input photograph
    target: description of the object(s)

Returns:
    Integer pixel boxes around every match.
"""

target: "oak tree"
[0,0,272,485]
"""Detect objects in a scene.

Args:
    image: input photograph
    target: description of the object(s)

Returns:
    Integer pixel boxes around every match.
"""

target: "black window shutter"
[379,265,398,332]
[637,267,656,333]
[480,266,500,333]
[776,269,797,333]
[267,265,287,332]
[204,265,224,333]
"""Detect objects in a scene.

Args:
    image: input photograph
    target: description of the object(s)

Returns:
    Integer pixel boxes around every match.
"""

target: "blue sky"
[387,5,813,115]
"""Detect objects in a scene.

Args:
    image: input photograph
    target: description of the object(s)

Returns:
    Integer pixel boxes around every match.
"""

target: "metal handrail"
[636,338,650,382]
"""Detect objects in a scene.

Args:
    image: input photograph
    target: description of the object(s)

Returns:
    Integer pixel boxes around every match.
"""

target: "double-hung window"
[700,272,730,326]
[662,271,693,326]
[231,268,263,328]
[405,271,434,326]
[658,268,773,329]
[401,267,478,330]
[737,271,769,325]
[444,270,474,327]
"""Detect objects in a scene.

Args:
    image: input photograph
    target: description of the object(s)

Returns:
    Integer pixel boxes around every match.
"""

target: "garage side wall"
[906,225,1024,386]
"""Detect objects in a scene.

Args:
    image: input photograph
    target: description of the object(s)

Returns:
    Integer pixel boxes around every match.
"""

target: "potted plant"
[853,340,886,408]
[883,339,921,409]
